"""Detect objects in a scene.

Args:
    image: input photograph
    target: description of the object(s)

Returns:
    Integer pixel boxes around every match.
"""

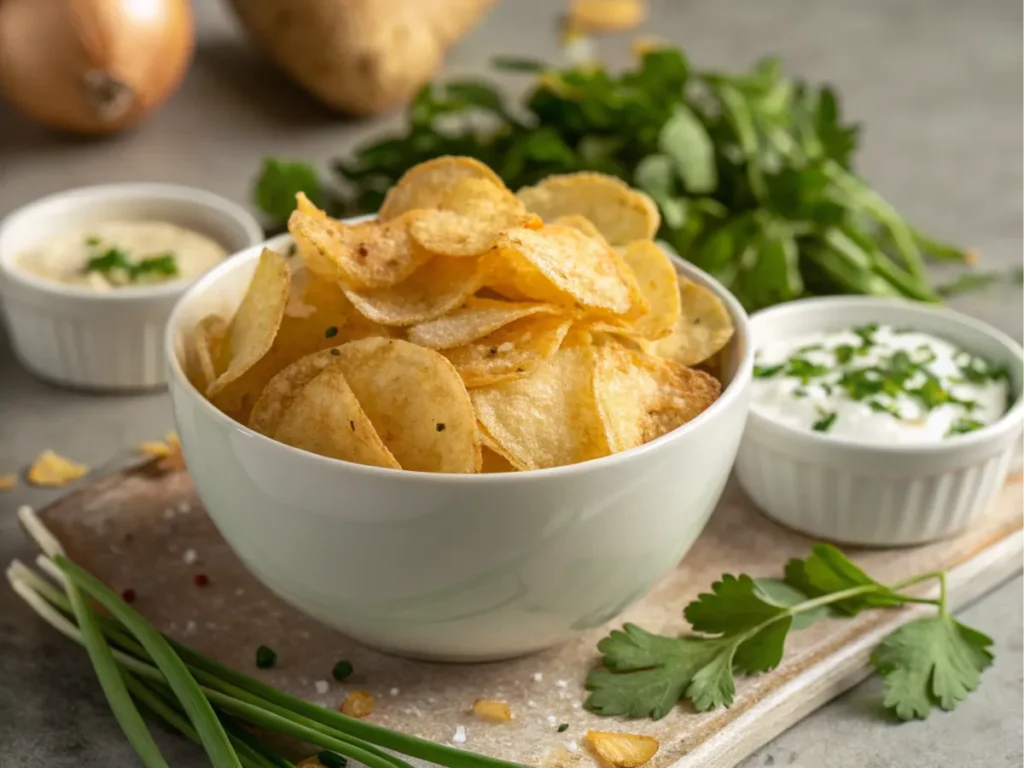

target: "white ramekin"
[735,297,1024,546]
[0,184,263,391]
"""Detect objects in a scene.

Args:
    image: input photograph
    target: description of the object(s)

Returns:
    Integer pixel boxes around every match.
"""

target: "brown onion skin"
[0,0,195,135]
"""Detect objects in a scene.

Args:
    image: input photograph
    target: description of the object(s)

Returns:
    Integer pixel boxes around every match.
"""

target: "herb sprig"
[585,544,993,721]
[253,47,979,311]
[84,245,179,284]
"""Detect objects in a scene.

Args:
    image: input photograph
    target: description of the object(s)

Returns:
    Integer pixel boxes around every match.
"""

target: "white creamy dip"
[16,221,228,290]
[752,324,1010,444]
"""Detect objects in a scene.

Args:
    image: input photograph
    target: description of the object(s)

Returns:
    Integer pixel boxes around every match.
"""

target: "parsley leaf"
[255,158,326,222]
[84,248,179,283]
[871,616,994,720]
[784,543,903,615]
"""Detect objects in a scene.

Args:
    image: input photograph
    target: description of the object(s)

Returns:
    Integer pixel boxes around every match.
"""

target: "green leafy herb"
[331,660,354,681]
[85,235,102,246]
[586,544,990,722]
[325,326,339,339]
[946,418,985,436]
[753,363,785,378]
[556,723,569,733]
[785,357,828,384]
[811,409,837,432]
[84,248,179,284]
[253,47,972,311]
[255,646,276,669]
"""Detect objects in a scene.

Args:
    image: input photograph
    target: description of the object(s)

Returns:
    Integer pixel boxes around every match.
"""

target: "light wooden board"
[37,465,1022,767]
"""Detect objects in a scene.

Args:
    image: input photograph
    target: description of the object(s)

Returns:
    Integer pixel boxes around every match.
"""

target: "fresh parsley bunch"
[585,544,993,721]
[254,48,975,312]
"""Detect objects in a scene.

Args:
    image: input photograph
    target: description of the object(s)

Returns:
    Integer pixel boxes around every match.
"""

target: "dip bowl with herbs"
[0,183,262,390]
[736,297,1024,546]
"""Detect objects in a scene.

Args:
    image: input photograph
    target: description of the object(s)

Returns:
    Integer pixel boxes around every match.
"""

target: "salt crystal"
[235,588,245,597]
[402,706,424,717]
[572,699,582,709]
[532,672,543,682]
[178,501,192,514]
[546,715,559,727]
[390,687,400,696]
[555,679,568,689]
[452,725,466,744]
[182,548,198,565]
[567,740,579,752]
[185,620,197,635]
[527,700,538,708]
[314,680,329,694]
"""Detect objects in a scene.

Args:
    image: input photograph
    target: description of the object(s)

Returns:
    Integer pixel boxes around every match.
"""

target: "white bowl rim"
[746,295,1024,454]
[164,235,754,484]
[0,183,264,302]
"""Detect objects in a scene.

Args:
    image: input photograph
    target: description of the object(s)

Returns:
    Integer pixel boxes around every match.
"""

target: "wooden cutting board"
[35,464,1022,767]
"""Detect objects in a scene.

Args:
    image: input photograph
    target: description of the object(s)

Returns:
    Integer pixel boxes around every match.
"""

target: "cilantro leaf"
[784,543,902,615]
[684,574,788,634]
[871,616,994,720]
[254,158,324,222]
[754,578,829,629]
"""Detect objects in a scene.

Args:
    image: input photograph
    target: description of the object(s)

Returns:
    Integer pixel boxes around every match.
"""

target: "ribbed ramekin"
[735,297,1024,546]
[0,184,262,391]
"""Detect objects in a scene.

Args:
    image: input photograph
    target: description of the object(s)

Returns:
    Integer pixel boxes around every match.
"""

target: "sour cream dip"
[15,221,227,290]
[751,323,1010,444]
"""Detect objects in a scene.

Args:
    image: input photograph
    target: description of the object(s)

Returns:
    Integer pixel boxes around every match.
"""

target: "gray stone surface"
[0,0,1021,766]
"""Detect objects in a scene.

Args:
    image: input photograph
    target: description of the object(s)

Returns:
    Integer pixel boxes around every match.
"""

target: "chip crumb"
[314,680,330,694]
[339,690,374,719]
[533,672,544,682]
[472,698,513,722]
[138,441,172,458]
[27,450,88,487]
[452,725,467,744]
[0,474,16,490]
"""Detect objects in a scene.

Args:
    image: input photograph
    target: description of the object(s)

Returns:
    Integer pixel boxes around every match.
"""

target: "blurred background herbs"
[254,47,980,312]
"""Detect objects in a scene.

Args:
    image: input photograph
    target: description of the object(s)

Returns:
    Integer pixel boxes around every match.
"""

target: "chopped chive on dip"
[751,325,1012,444]
[255,645,277,669]
[331,659,354,681]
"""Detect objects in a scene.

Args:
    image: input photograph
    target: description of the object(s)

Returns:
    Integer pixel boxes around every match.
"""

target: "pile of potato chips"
[184,157,734,473]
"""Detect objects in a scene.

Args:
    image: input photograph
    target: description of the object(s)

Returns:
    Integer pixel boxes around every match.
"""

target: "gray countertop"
[1,1,1021,766]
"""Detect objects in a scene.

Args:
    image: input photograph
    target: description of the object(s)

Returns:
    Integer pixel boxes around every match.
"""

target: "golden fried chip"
[471,347,610,470]
[619,240,681,340]
[651,277,735,366]
[274,363,400,469]
[249,348,341,436]
[378,156,506,220]
[406,298,560,349]
[211,271,388,423]
[0,474,16,490]
[289,209,431,289]
[137,441,172,458]
[339,690,376,718]
[484,225,644,317]
[185,315,228,392]
[27,450,88,487]
[472,699,513,722]
[587,730,659,767]
[290,193,340,279]
[331,338,481,472]
[480,447,516,473]
[443,314,572,387]
[408,178,536,258]
[516,173,660,246]
[561,324,595,348]
[208,249,290,397]
[553,214,603,240]
[344,256,483,326]
[592,345,721,452]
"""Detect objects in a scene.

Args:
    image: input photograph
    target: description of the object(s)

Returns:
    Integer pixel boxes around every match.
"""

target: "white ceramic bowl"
[736,297,1024,547]
[165,234,753,661]
[0,184,263,390]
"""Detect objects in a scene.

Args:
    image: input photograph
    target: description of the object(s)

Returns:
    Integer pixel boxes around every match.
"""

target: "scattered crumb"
[0,474,16,490]
[27,450,88,487]
[556,679,569,689]
[185,620,197,635]
[401,706,424,717]
[390,687,400,696]
[527,700,538,708]
[452,725,467,744]
[339,690,374,718]
[138,441,172,458]
[567,740,579,752]
[178,501,192,514]
[314,680,330,695]
[547,715,560,727]
[183,548,198,565]
[532,672,544,682]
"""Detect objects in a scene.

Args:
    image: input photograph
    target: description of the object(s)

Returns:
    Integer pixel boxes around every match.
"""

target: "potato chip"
[471,347,610,470]
[586,730,659,767]
[592,345,721,452]
[185,314,228,392]
[408,178,536,258]
[290,192,339,279]
[619,240,681,340]
[406,298,559,349]
[249,348,340,436]
[651,277,735,366]
[211,270,387,423]
[27,450,88,487]
[480,446,516,473]
[484,225,643,317]
[561,324,595,348]
[331,338,481,472]
[344,256,483,326]
[553,214,603,240]
[208,249,290,397]
[378,156,506,220]
[289,209,430,289]
[0,474,17,490]
[443,314,572,387]
[516,172,660,246]
[274,363,400,469]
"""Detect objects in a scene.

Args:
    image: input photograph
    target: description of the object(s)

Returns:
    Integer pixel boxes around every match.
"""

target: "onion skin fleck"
[0,0,195,135]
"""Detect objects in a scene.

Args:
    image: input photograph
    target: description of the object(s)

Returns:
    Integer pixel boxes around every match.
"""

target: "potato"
[227,0,498,116]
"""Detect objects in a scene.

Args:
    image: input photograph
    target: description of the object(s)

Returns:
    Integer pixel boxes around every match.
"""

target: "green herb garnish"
[833,344,857,364]
[556,723,569,733]
[331,660,354,681]
[325,326,339,339]
[253,48,972,310]
[255,645,276,669]
[811,410,838,432]
[753,363,785,378]
[786,358,828,384]
[84,247,179,284]
[586,544,992,721]
[946,418,985,437]
[85,235,102,246]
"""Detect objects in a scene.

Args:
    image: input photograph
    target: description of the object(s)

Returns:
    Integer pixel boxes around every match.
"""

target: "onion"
[0,0,195,135]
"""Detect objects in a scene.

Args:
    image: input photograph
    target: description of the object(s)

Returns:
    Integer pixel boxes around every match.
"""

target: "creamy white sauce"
[752,324,1010,444]
[16,221,228,289]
